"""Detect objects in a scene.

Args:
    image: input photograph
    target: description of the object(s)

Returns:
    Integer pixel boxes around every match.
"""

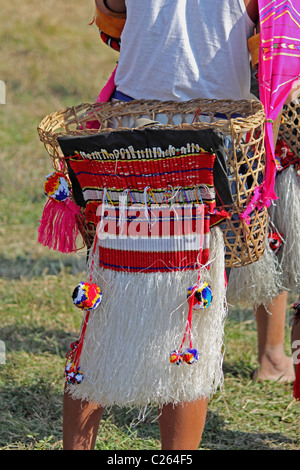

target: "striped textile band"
[67,148,216,212]
[96,204,207,272]
[59,127,230,272]
[67,150,213,272]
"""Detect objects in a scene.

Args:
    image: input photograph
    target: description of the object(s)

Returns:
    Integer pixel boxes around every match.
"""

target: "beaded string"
[170,269,213,366]
[64,191,103,383]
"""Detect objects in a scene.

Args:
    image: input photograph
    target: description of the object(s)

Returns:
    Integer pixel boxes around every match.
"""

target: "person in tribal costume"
[227,32,300,385]
[62,0,260,451]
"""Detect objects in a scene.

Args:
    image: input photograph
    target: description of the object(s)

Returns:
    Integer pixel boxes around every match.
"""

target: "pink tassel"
[38,197,81,253]
[239,184,272,225]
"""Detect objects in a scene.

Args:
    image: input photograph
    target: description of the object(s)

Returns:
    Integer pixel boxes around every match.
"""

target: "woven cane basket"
[38,98,267,268]
[279,95,300,158]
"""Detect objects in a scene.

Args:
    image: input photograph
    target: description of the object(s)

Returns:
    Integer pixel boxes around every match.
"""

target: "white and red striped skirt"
[60,127,229,407]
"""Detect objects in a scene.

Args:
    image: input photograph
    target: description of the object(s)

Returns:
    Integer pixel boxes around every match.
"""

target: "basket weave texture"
[38,98,266,268]
[279,98,300,158]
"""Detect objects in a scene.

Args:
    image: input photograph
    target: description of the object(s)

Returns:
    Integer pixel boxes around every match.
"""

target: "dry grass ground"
[0,0,299,451]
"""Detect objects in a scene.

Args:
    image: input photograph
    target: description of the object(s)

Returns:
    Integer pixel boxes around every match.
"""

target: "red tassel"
[292,301,300,400]
[38,197,81,253]
[293,362,300,400]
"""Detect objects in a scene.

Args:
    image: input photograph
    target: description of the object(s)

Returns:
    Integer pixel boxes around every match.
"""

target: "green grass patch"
[1,273,299,450]
[0,0,299,451]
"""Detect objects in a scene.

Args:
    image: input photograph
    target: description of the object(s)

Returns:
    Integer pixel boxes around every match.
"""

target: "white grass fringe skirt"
[227,166,300,307]
[66,227,227,408]
[269,166,300,293]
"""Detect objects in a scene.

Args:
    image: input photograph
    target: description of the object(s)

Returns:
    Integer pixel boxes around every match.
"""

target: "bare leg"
[63,388,208,450]
[63,388,104,450]
[158,398,208,450]
[254,291,295,382]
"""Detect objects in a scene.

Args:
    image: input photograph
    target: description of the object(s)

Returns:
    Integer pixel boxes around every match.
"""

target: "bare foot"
[252,353,295,383]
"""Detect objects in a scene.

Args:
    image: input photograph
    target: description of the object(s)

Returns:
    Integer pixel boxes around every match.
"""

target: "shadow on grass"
[100,406,295,450]
[0,323,76,358]
[0,323,69,449]
[0,363,296,450]
[0,378,63,449]
[0,254,86,279]
[0,389,295,450]
[201,410,295,450]
[223,359,255,380]
[0,322,297,450]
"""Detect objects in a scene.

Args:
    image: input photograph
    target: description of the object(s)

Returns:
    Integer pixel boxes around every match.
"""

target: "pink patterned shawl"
[258,0,300,207]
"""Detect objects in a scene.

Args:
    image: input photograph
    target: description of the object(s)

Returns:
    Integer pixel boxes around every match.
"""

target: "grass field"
[0,0,299,451]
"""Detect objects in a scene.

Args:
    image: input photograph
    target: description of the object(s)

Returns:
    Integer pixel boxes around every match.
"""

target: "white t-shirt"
[115,0,255,101]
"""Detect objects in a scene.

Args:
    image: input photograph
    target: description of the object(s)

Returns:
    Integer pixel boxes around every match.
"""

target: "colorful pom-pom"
[170,281,208,367]
[268,231,283,254]
[170,348,199,365]
[69,340,79,351]
[44,172,70,202]
[72,282,102,310]
[65,362,84,384]
[183,348,199,365]
[187,282,213,310]
[169,350,184,365]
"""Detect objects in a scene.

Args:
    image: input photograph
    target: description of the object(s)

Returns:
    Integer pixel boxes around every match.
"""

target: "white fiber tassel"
[118,190,129,235]
[227,240,284,308]
[227,166,300,306]
[143,186,157,229]
[96,188,107,238]
[66,227,227,410]
[269,166,300,293]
